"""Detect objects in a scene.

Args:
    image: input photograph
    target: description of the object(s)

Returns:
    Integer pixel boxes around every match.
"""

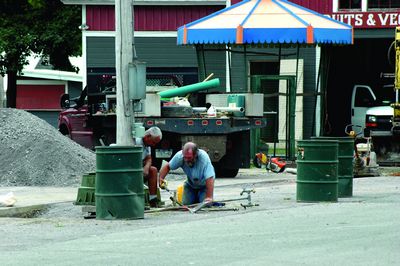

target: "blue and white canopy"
[177,0,353,45]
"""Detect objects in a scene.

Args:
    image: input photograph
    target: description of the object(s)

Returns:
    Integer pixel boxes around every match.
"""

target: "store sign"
[327,12,400,28]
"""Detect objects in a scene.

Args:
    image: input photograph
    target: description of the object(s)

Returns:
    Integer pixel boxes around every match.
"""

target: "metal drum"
[95,146,144,220]
[312,137,354,197]
[296,140,338,202]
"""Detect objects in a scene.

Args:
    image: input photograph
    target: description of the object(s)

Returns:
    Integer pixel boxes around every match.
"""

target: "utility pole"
[115,0,134,145]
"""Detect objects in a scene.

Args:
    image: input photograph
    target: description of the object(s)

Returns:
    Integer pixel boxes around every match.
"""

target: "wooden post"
[115,0,135,145]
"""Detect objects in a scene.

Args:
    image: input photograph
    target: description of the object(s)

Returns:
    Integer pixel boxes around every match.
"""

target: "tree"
[0,0,81,108]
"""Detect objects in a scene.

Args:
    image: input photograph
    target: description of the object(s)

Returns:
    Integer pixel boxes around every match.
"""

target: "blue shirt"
[169,149,215,189]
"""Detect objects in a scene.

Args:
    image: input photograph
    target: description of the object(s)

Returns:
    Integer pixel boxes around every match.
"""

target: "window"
[355,87,375,107]
[339,0,362,9]
[368,0,400,9]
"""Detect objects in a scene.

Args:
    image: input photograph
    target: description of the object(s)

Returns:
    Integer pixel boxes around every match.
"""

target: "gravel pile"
[0,108,95,186]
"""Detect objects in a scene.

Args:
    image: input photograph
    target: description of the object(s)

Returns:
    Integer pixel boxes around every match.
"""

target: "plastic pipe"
[192,107,245,113]
[158,78,220,98]
[216,107,244,113]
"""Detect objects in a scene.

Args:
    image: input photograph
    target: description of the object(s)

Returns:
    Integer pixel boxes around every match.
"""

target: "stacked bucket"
[296,137,354,202]
[75,172,96,206]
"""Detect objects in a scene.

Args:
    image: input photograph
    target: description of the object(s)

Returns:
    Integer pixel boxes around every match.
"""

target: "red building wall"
[230,0,332,13]
[17,85,64,110]
[86,1,333,32]
[86,5,224,31]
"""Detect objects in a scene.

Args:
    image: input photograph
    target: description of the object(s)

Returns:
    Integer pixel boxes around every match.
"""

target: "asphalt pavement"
[0,167,399,265]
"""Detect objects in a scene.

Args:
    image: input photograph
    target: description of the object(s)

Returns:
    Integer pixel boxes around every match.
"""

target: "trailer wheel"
[59,124,71,139]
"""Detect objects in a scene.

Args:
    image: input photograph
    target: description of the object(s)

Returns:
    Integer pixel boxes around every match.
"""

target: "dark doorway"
[326,38,393,136]
[250,61,279,142]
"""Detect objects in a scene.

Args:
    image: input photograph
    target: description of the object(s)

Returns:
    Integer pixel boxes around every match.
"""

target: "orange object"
[267,157,286,173]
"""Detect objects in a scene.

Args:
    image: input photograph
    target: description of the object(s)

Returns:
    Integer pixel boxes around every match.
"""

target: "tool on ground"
[253,152,286,173]
[266,157,286,173]
[218,187,258,209]
[345,124,380,177]
[192,187,258,213]
[144,204,239,214]
[189,200,211,213]
[156,185,258,214]
[162,183,181,207]
[188,187,258,213]
[253,152,268,168]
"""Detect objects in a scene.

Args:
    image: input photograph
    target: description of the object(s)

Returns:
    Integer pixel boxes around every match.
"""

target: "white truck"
[351,84,394,138]
[351,84,399,157]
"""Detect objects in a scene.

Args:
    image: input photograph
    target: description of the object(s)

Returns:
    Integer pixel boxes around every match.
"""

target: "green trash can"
[95,146,144,220]
[296,140,339,202]
[312,137,354,197]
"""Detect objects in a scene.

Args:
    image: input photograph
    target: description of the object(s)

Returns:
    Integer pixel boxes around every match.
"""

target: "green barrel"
[312,137,354,197]
[95,146,144,220]
[296,140,338,202]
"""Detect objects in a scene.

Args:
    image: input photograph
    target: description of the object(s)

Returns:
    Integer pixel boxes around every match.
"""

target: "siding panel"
[289,0,332,13]
[87,5,224,31]
[87,6,115,31]
[87,37,116,67]
[87,37,197,68]
[231,0,331,13]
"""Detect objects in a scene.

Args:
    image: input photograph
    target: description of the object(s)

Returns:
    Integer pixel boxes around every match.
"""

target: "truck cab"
[351,84,394,137]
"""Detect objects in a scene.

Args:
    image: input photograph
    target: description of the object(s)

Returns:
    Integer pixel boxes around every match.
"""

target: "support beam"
[115,0,134,145]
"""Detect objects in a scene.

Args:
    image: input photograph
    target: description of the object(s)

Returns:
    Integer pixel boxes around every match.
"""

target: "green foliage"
[0,0,35,75]
[0,0,81,76]
[32,1,82,72]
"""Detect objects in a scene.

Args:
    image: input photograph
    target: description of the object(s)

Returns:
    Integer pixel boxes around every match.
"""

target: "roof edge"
[61,0,226,6]
[21,70,83,82]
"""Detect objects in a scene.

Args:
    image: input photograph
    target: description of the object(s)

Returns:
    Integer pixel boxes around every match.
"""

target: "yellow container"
[176,184,184,204]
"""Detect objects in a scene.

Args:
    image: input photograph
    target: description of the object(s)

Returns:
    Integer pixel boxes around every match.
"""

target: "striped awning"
[177,0,353,45]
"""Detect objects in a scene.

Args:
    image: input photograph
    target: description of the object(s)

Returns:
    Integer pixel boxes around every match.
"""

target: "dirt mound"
[0,108,95,186]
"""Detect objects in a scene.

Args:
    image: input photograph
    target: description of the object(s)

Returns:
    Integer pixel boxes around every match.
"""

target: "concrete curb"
[0,204,49,218]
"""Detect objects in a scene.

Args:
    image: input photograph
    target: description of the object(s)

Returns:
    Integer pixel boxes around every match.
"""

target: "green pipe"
[158,78,220,98]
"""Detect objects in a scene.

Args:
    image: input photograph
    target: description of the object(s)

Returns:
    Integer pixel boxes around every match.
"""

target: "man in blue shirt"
[159,142,215,205]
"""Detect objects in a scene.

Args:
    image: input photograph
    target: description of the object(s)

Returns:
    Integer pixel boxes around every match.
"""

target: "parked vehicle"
[351,84,394,138]
[58,75,266,177]
[351,84,400,157]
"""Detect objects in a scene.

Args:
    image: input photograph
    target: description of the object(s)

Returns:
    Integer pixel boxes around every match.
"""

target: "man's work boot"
[149,198,159,208]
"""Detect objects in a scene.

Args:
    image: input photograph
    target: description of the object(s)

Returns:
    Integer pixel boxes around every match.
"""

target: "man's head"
[182,142,198,168]
[143,127,162,147]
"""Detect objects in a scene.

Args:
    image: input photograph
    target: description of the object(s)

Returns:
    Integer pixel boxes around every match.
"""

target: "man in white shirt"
[135,126,162,207]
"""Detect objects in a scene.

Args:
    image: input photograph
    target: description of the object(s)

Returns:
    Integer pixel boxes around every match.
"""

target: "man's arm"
[158,162,171,188]
[143,155,152,177]
[204,177,214,202]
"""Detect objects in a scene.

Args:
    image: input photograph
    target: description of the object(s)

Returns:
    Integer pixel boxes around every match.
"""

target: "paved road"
[0,170,399,265]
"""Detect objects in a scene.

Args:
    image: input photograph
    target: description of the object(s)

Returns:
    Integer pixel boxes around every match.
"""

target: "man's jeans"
[182,181,206,205]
